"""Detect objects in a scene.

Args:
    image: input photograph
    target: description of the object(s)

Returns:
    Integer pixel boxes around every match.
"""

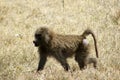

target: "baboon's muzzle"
[33,41,39,47]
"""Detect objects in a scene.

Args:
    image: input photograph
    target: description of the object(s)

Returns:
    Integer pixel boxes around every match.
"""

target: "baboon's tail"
[82,29,99,58]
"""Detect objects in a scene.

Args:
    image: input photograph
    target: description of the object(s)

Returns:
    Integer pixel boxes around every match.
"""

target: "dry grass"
[0,0,120,80]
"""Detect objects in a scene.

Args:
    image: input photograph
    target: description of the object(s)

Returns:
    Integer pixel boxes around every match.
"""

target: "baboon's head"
[33,27,53,47]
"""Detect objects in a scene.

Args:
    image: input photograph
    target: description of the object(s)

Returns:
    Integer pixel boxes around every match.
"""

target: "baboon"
[33,27,98,71]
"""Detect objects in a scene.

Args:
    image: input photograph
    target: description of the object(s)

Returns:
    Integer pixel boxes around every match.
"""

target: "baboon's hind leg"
[86,57,97,68]
[75,54,86,70]
[54,51,70,71]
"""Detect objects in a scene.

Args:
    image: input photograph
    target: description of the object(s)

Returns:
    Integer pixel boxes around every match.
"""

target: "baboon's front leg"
[37,54,47,71]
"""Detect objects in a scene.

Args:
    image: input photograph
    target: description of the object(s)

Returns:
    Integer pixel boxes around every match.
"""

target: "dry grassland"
[0,0,120,80]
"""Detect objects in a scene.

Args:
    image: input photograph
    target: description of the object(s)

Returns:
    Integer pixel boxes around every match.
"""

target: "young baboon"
[75,39,97,69]
[33,27,98,71]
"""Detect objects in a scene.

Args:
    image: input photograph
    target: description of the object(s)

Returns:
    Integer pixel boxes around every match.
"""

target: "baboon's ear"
[44,34,50,43]
[44,31,53,44]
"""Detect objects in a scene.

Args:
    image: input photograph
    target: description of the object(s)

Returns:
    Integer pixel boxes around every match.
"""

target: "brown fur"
[33,27,98,71]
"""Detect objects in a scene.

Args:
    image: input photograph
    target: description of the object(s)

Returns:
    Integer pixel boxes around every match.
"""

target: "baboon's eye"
[35,34,41,39]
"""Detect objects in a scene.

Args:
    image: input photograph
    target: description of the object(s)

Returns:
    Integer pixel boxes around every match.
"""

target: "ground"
[0,0,120,80]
